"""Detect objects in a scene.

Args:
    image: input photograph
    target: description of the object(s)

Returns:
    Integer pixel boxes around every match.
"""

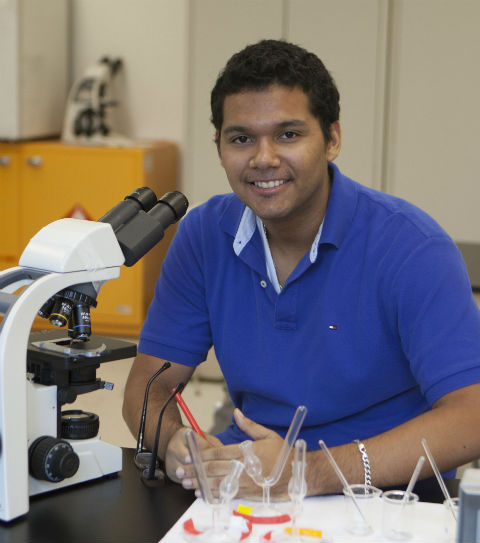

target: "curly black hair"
[211,39,340,142]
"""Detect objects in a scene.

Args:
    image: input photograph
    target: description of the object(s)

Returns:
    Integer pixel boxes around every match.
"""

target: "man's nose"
[249,139,280,169]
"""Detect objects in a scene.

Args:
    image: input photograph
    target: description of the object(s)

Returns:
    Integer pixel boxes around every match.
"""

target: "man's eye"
[232,135,250,144]
[281,131,298,140]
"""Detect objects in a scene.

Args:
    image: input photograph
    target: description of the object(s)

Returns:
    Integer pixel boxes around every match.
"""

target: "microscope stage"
[27,329,137,370]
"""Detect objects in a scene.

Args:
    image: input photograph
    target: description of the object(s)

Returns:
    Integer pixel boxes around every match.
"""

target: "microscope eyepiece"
[154,191,189,221]
[98,187,158,232]
[125,187,158,211]
[98,188,189,266]
[111,189,189,267]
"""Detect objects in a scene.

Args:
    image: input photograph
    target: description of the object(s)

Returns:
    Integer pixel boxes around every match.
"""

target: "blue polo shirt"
[139,163,480,449]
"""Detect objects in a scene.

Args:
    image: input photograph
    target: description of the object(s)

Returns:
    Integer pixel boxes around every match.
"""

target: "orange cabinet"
[0,144,22,267]
[0,140,178,337]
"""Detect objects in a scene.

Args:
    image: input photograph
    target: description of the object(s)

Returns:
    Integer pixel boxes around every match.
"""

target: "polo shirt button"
[260,280,267,288]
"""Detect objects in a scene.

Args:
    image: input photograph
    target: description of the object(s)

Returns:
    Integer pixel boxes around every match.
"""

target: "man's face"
[217,84,341,226]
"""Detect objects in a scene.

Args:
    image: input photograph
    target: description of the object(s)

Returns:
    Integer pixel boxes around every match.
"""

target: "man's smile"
[250,179,289,189]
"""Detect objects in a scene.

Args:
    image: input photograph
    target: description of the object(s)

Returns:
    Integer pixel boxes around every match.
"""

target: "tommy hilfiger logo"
[329,324,338,330]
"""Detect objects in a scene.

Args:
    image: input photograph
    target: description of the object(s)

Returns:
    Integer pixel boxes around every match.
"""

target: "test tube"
[266,405,307,485]
[184,429,215,505]
[288,439,308,538]
[288,439,307,502]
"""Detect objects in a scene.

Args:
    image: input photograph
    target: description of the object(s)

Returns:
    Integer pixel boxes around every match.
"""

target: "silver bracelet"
[354,439,372,486]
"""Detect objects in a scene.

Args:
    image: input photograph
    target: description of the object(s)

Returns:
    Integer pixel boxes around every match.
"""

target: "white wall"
[70,0,189,162]
[69,0,480,243]
[70,0,386,204]
[184,0,284,205]
[286,0,389,190]
[384,0,480,243]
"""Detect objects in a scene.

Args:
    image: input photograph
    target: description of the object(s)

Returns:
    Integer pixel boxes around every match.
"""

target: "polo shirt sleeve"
[138,210,213,366]
[391,235,480,405]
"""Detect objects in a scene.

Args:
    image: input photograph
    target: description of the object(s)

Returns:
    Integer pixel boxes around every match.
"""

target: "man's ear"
[326,121,341,161]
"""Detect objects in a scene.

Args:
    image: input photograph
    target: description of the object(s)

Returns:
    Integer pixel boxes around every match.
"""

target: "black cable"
[144,382,185,481]
[136,361,171,456]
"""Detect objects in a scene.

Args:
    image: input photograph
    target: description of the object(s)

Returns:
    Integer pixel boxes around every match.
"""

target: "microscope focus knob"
[29,436,80,482]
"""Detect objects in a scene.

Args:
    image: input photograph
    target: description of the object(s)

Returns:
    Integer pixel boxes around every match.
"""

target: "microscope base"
[29,437,122,496]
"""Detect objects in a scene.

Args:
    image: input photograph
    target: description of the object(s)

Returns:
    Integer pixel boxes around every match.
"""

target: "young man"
[123,40,480,498]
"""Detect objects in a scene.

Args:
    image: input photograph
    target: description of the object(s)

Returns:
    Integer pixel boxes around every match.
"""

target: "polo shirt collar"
[232,206,324,264]
[233,206,257,256]
[320,162,358,248]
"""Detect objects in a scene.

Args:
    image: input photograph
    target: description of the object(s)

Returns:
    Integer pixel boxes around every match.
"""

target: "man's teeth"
[254,180,286,189]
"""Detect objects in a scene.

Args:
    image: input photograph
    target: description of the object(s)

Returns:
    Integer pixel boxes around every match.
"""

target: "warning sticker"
[65,205,92,221]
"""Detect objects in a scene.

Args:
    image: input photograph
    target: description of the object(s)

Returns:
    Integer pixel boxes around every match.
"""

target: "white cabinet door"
[287,0,389,190]
[184,0,283,205]
[385,0,480,242]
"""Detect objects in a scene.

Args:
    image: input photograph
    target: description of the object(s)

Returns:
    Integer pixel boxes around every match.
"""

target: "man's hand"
[175,409,293,500]
[166,426,223,483]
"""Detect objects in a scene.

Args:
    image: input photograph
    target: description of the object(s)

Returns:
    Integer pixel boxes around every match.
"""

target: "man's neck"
[262,166,332,252]
[259,167,332,285]
[261,214,323,288]
[263,216,321,253]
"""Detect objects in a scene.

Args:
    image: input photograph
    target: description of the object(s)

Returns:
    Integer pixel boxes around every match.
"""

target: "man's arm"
[123,353,194,458]
[122,353,223,481]
[176,382,480,499]
[305,382,480,495]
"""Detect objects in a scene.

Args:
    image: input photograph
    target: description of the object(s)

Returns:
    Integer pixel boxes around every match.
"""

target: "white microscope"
[62,56,131,146]
[0,188,188,521]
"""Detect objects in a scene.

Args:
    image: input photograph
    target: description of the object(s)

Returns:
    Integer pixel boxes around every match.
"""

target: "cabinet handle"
[26,156,43,167]
[0,155,11,166]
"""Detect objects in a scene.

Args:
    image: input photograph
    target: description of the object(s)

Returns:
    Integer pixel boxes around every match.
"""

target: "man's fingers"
[178,458,231,491]
[165,427,191,482]
[178,460,262,499]
[179,457,244,486]
[202,443,243,462]
[181,458,234,480]
[202,434,223,448]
